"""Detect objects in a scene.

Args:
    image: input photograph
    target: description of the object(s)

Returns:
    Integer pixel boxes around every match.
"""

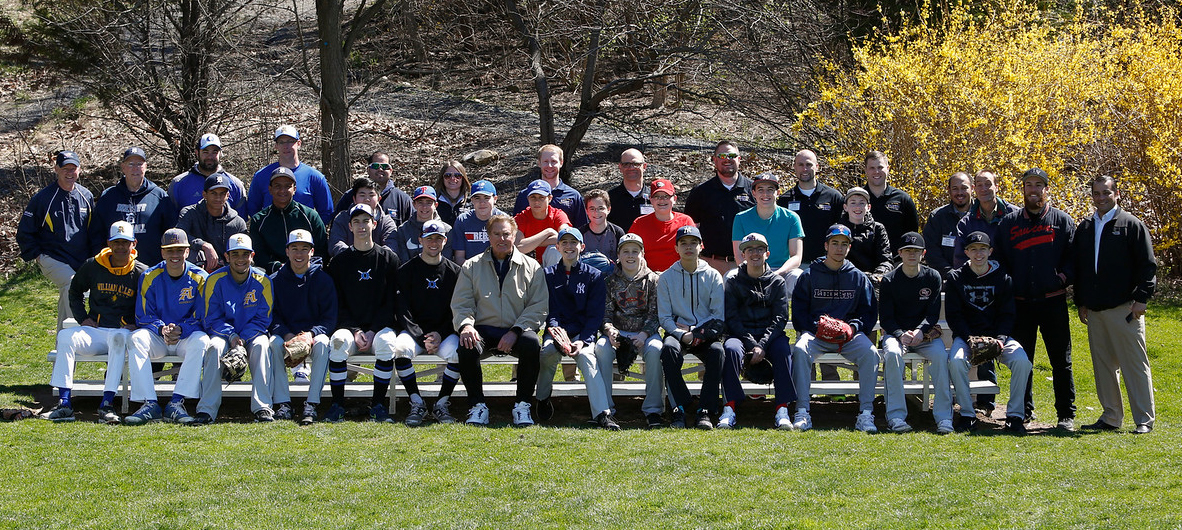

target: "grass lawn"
[2,264,1180,529]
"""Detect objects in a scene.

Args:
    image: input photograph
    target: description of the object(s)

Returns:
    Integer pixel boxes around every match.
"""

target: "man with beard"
[334,151,413,226]
[168,133,246,217]
[922,172,972,278]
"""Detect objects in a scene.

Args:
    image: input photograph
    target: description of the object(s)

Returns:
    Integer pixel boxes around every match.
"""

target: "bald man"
[606,148,654,231]
[777,149,845,265]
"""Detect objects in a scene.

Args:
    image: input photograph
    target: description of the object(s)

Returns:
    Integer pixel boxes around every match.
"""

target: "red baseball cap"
[649,179,675,196]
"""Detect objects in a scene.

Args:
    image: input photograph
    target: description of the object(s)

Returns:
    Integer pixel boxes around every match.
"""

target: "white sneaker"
[774,406,793,430]
[887,417,913,433]
[465,403,489,425]
[511,401,534,427]
[936,419,954,434]
[855,411,878,433]
[716,405,736,429]
[792,409,812,431]
[293,362,310,382]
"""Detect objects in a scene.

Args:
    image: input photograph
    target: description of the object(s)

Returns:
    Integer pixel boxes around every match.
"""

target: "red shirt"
[628,212,696,271]
[515,206,570,262]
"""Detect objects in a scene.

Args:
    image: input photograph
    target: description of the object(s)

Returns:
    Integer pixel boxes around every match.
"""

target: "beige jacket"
[451,248,549,333]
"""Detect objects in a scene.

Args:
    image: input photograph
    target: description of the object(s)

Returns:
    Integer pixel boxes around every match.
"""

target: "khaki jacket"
[452,248,548,333]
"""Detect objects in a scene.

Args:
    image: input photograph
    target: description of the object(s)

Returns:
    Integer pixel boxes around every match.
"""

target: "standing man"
[450,180,506,264]
[391,185,453,262]
[125,228,210,425]
[193,234,277,424]
[684,140,755,272]
[41,221,147,423]
[334,151,413,225]
[18,150,93,330]
[731,172,804,287]
[91,147,178,269]
[168,133,246,217]
[627,179,696,272]
[1074,176,1157,434]
[863,150,919,253]
[328,177,398,257]
[250,167,328,274]
[176,174,249,274]
[451,214,549,427]
[513,144,588,227]
[606,148,653,231]
[994,168,1076,429]
[922,172,972,278]
[778,149,844,265]
[247,125,334,223]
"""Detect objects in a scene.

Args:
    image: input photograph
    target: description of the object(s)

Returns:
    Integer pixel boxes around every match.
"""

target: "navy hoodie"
[91,177,178,267]
[944,260,1015,340]
[791,257,877,335]
[544,260,606,345]
[724,263,789,351]
[270,261,338,338]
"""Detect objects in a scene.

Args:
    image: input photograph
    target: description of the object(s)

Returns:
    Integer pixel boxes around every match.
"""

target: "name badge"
[942,235,955,247]
[640,205,654,216]
[787,202,801,211]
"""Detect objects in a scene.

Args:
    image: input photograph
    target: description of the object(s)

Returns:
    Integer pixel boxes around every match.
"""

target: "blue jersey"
[246,162,334,223]
[200,266,273,342]
[137,261,208,339]
[169,166,246,218]
[448,208,506,258]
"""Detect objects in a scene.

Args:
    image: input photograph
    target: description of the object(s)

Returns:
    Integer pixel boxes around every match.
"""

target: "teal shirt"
[731,206,805,269]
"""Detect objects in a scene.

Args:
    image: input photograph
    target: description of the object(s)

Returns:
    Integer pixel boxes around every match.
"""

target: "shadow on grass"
[0,384,53,408]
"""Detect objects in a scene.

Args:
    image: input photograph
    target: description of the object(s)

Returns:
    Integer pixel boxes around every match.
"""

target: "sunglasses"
[369,163,392,170]
[714,152,739,160]
[443,173,464,179]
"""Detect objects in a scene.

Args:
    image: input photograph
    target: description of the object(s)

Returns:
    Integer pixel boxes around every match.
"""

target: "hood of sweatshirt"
[94,247,140,275]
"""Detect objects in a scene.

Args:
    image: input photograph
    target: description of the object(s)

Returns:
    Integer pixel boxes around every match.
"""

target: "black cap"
[1021,167,1049,185]
[898,231,925,250]
[56,150,81,167]
[964,231,991,248]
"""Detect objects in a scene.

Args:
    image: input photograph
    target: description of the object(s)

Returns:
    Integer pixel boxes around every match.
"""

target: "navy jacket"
[544,260,605,345]
[945,260,1015,340]
[269,261,337,338]
[791,258,877,336]
[993,206,1074,299]
[952,199,1019,268]
[922,203,969,278]
[18,181,94,270]
[725,264,789,351]
[91,177,178,267]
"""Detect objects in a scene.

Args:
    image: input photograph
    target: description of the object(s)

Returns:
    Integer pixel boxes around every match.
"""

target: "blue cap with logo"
[825,224,852,241]
[160,228,189,249]
[413,185,438,202]
[349,203,375,219]
[964,231,991,248]
[470,180,496,197]
[122,146,147,162]
[270,166,296,183]
[558,226,583,243]
[676,225,702,242]
[525,179,552,197]
[421,220,448,238]
[204,174,231,191]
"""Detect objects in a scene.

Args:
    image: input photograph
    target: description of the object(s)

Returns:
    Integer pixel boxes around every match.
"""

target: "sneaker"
[1004,416,1027,435]
[1056,417,1075,431]
[300,402,318,426]
[954,415,977,433]
[325,403,347,423]
[670,407,686,429]
[792,410,813,431]
[854,411,878,433]
[97,405,121,425]
[646,412,664,429]
[595,411,621,431]
[536,397,555,421]
[163,401,194,425]
[293,362,310,382]
[975,405,995,418]
[191,412,214,425]
[512,401,534,427]
[273,402,294,421]
[936,419,955,434]
[716,406,736,430]
[405,403,429,427]
[774,406,793,430]
[695,409,713,430]
[466,403,490,425]
[253,409,274,422]
[124,402,162,425]
[433,399,457,424]
[41,404,76,422]
[887,417,913,433]
[370,404,394,423]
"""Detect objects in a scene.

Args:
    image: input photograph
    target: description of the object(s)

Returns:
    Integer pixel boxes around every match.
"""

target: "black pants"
[662,335,724,415]
[457,325,540,406]
[1014,294,1075,420]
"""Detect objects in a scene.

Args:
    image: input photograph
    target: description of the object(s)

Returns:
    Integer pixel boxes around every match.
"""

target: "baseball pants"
[662,335,724,415]
[949,338,1032,420]
[593,332,667,414]
[38,255,75,332]
[272,334,329,404]
[457,325,540,405]
[882,336,952,423]
[129,329,208,402]
[792,332,878,413]
[539,331,611,417]
[196,335,273,420]
[51,326,130,394]
[1087,305,1155,429]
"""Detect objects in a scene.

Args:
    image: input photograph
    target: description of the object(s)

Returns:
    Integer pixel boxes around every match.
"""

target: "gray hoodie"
[176,199,248,267]
[657,258,725,341]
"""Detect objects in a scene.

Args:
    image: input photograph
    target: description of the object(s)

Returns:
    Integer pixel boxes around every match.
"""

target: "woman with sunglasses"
[433,161,471,225]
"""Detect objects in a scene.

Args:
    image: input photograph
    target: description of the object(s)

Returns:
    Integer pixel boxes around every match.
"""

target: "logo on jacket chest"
[964,285,995,311]
[813,288,854,300]
[178,287,196,302]
[575,282,586,295]
[358,269,372,281]
[426,277,439,289]
[244,289,258,305]
[885,199,902,213]
[918,287,933,301]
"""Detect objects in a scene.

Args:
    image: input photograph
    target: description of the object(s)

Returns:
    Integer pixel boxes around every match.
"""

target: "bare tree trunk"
[504,0,555,145]
[558,25,603,183]
[176,0,211,170]
[317,0,351,193]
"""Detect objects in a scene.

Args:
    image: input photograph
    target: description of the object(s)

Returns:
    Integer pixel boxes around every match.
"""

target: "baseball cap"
[108,221,135,242]
[649,179,675,196]
[557,226,583,243]
[824,224,852,242]
[204,174,231,191]
[413,185,438,202]
[227,233,253,252]
[198,133,222,150]
[676,225,702,243]
[738,232,769,252]
[617,233,644,250]
[274,125,300,140]
[470,180,496,197]
[964,231,991,248]
[421,220,448,238]
[160,228,190,249]
[56,150,81,168]
[286,229,314,247]
[270,166,296,183]
[525,179,552,197]
[898,231,925,250]
[122,146,147,162]
[845,186,870,202]
[349,203,375,220]
[1021,167,1049,185]
[752,172,780,187]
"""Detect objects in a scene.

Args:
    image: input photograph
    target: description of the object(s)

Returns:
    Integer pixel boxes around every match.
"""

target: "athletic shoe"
[1056,417,1075,431]
[273,402,294,421]
[694,409,713,430]
[293,362,310,382]
[774,406,793,430]
[466,403,490,425]
[936,419,954,434]
[1082,419,1118,431]
[405,403,429,427]
[595,411,621,431]
[511,401,534,427]
[41,404,75,422]
[887,417,913,433]
[646,413,664,429]
[254,409,274,422]
[716,405,736,430]
[792,410,812,431]
[300,402,318,426]
[670,407,686,429]
[191,412,214,425]
[163,401,194,425]
[1004,416,1027,435]
[325,403,347,423]
[1134,424,1152,434]
[370,403,394,423]
[854,411,878,433]
[536,397,555,421]
[433,400,457,424]
[124,402,162,425]
[954,415,977,433]
[975,405,995,418]
[97,405,121,425]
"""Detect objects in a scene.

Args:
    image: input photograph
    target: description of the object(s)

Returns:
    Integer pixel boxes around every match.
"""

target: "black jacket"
[1073,207,1157,311]
[922,203,969,278]
[396,255,461,340]
[993,206,1074,299]
[839,212,893,276]
[69,248,148,328]
[879,265,942,337]
[945,260,1014,340]
[778,183,844,263]
[724,264,789,351]
[867,184,919,252]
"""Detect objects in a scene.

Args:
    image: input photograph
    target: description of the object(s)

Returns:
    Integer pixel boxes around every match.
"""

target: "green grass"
[2,263,1181,528]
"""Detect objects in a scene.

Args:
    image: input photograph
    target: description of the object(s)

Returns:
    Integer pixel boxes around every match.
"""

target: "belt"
[1014,289,1066,301]
[703,254,735,262]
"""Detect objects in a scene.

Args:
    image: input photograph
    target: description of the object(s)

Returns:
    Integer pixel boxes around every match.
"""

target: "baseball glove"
[967,336,1004,366]
[923,324,944,343]
[691,319,726,343]
[614,336,638,375]
[1,408,35,421]
[221,344,249,382]
[283,337,312,368]
[815,314,853,345]
[741,354,774,385]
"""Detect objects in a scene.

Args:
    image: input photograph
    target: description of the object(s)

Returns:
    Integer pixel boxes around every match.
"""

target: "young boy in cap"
[450,180,507,264]
[514,179,570,266]
[391,185,452,262]
[838,186,893,282]
[250,165,328,274]
[627,179,696,272]
[176,173,249,273]
[730,173,805,292]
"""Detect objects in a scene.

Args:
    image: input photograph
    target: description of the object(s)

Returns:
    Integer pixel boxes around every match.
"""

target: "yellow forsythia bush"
[796,2,1182,273]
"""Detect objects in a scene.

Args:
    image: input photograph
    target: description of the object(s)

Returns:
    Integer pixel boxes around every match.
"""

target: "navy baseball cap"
[349,203,375,220]
[470,180,496,197]
[413,185,438,202]
[676,225,702,243]
[525,179,552,197]
[199,133,222,150]
[204,174,232,191]
[964,231,991,248]
[421,220,448,238]
[122,146,147,162]
[824,224,852,242]
[898,231,925,250]
[1021,167,1049,185]
[56,150,81,168]
[160,228,190,250]
[558,226,583,243]
[270,166,296,183]
[752,172,780,187]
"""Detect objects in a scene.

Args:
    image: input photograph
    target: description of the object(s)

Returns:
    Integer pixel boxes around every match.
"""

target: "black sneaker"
[254,409,275,423]
[97,405,121,425]
[1004,416,1027,435]
[537,398,555,421]
[670,407,686,428]
[695,409,713,430]
[299,402,318,426]
[595,412,621,431]
[954,415,977,433]
[191,412,214,425]
[646,413,664,429]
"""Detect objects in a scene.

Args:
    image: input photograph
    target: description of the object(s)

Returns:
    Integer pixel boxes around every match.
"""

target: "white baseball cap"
[274,125,300,141]
[227,233,253,252]
[199,133,222,150]
[286,229,314,247]
[108,221,135,242]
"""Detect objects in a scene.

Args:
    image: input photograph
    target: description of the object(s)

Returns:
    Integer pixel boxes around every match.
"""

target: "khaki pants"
[1088,305,1155,428]
[38,255,75,331]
